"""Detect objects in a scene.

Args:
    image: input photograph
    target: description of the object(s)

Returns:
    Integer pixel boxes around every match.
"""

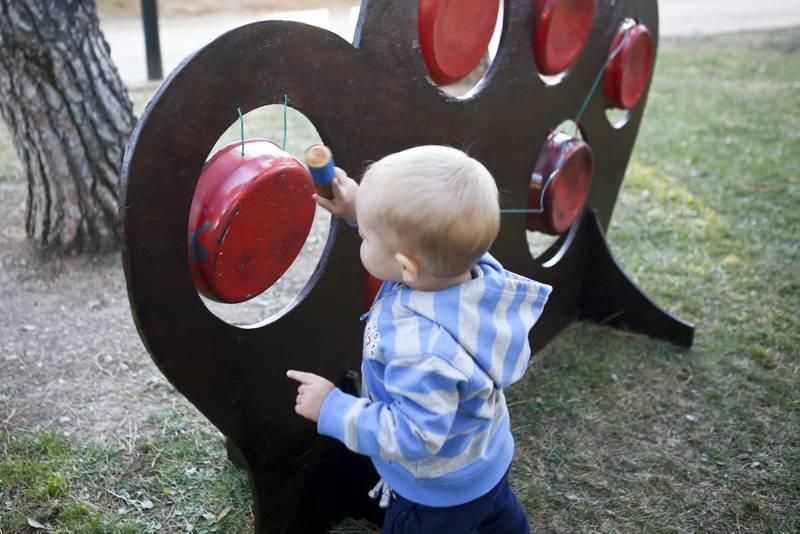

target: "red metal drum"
[527,132,593,235]
[604,21,654,109]
[418,0,500,85]
[533,0,595,76]
[188,139,316,303]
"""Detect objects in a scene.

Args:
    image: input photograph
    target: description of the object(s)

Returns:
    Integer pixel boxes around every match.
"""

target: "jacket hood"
[401,254,552,388]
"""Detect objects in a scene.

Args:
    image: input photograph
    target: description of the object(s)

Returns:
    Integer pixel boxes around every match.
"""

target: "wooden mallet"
[305,144,335,200]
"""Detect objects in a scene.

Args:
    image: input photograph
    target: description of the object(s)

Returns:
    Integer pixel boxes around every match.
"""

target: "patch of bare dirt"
[0,178,180,441]
[0,183,332,444]
[0,153,328,444]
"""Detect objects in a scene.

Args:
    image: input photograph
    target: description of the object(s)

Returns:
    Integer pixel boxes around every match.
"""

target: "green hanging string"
[236,106,245,156]
[572,25,632,137]
[501,25,635,214]
[282,94,288,150]
[236,96,288,154]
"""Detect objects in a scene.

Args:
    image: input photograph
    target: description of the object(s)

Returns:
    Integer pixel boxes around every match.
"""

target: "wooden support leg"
[580,212,694,347]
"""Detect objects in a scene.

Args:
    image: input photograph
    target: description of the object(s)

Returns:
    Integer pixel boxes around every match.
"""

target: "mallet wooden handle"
[305,144,335,200]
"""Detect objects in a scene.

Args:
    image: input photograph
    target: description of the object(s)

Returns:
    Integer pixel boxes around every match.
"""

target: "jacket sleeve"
[317,354,468,462]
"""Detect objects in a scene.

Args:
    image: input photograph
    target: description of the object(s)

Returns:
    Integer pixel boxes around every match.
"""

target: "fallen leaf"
[27,518,48,529]
[202,511,217,522]
[217,507,231,521]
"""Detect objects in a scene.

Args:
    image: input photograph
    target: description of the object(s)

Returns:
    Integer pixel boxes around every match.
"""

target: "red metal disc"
[533,0,595,76]
[418,0,500,85]
[188,139,316,303]
[526,132,593,235]
[364,274,383,312]
[604,22,654,109]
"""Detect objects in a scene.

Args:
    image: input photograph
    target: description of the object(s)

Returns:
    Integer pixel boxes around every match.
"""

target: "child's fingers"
[314,194,337,213]
[332,179,345,198]
[286,370,314,384]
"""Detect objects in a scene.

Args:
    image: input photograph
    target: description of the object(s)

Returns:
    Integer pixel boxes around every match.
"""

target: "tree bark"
[0,0,135,254]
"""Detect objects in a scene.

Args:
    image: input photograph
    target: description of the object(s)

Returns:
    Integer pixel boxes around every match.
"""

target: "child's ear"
[395,253,419,285]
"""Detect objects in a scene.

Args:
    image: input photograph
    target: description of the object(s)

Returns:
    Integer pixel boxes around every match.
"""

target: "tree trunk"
[0,0,135,254]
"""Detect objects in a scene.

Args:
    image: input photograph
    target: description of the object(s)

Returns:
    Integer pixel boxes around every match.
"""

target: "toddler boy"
[288,146,551,533]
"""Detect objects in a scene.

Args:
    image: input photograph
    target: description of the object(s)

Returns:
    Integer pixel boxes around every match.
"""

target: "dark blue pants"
[381,470,530,533]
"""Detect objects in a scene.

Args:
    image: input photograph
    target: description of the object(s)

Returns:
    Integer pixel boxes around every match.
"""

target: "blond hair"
[358,146,500,277]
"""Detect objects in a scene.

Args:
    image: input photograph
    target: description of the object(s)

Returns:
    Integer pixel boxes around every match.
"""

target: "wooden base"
[579,212,694,347]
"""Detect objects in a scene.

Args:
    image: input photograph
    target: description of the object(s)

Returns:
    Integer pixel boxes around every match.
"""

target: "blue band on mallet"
[305,144,336,193]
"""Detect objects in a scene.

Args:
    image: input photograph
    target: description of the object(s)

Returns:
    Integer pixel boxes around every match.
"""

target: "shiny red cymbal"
[188,139,316,303]
[527,132,593,235]
[533,0,595,76]
[419,0,500,85]
[604,22,654,109]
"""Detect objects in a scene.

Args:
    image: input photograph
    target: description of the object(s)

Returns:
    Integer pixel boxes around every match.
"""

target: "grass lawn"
[2,29,799,532]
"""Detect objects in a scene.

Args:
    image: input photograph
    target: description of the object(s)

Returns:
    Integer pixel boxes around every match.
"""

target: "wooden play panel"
[121,1,691,531]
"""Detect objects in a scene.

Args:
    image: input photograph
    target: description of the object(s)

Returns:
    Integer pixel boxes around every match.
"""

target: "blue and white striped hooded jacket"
[318,253,552,507]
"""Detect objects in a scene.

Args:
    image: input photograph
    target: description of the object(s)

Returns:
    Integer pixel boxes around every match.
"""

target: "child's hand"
[313,167,358,224]
[286,370,335,423]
